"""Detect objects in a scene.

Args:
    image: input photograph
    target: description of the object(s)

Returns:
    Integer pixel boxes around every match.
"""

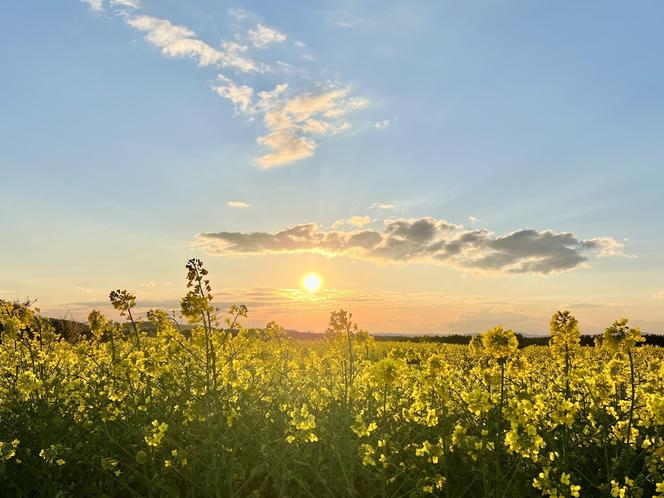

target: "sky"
[1,0,663,334]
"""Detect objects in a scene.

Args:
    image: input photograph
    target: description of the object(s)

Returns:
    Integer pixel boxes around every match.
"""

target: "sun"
[302,273,322,293]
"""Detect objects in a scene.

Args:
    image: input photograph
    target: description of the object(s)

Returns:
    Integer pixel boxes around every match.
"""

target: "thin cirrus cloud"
[81,1,369,168]
[370,202,398,210]
[82,0,104,10]
[194,217,628,275]
[227,200,251,208]
[111,0,141,8]
[374,119,391,130]
[332,216,373,229]
[83,0,141,11]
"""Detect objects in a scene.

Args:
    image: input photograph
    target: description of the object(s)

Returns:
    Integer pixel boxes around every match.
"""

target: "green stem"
[626,347,635,446]
[495,361,505,497]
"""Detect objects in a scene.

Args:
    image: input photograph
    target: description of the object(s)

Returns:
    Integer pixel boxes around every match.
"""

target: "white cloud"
[292,41,316,61]
[111,0,140,9]
[227,200,251,208]
[81,3,369,168]
[212,75,254,113]
[332,216,372,229]
[257,83,289,105]
[326,9,376,31]
[82,0,104,11]
[256,131,317,167]
[212,79,368,168]
[333,18,374,29]
[589,236,632,257]
[255,86,369,167]
[228,7,249,21]
[375,119,390,130]
[138,281,172,288]
[126,15,260,72]
[248,23,287,48]
[468,215,477,223]
[370,203,397,210]
[196,217,628,275]
[74,286,97,295]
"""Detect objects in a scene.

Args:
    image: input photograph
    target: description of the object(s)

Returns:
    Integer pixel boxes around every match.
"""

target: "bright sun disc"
[302,273,322,292]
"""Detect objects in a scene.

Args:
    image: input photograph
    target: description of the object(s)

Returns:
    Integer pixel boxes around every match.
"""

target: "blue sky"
[1,1,663,333]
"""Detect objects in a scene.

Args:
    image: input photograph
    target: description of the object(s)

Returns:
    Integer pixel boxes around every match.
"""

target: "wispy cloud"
[138,281,171,288]
[212,75,254,113]
[126,15,260,72]
[227,200,251,208]
[81,0,147,12]
[212,78,368,167]
[248,23,287,48]
[653,291,664,300]
[111,0,141,9]
[255,85,369,167]
[74,286,98,296]
[81,2,369,167]
[195,217,628,275]
[375,119,391,130]
[328,13,376,31]
[228,7,250,21]
[332,216,373,229]
[370,202,398,210]
[81,0,104,11]
[564,302,606,309]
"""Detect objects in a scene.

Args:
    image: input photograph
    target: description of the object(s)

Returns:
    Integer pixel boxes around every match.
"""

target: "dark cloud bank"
[195,217,625,274]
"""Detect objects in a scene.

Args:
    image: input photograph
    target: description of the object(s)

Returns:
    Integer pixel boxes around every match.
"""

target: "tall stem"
[564,344,570,399]
[563,344,570,472]
[626,347,636,446]
[495,362,505,497]
[346,327,354,411]
[126,307,140,350]
[196,279,213,396]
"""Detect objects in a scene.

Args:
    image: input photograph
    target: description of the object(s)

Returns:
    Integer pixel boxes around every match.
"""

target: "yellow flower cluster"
[481,326,519,361]
[287,403,318,443]
[144,420,168,448]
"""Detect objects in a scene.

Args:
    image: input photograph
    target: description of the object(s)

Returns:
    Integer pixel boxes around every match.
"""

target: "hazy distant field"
[1,268,663,497]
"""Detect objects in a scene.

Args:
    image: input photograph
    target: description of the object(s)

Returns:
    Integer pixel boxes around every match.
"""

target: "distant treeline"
[374,333,664,347]
[39,318,664,347]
